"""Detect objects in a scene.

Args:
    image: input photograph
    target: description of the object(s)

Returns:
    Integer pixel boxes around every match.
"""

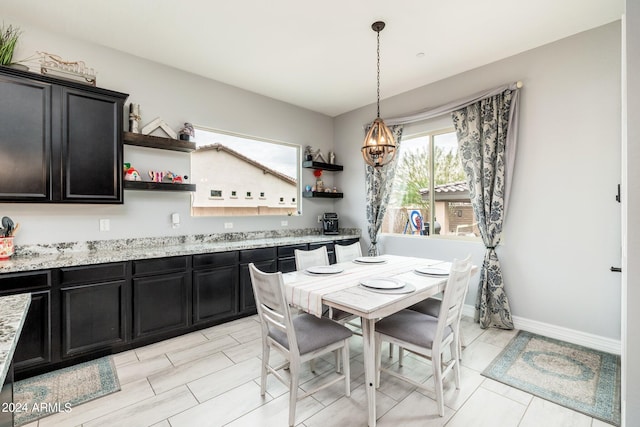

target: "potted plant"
[0,23,21,66]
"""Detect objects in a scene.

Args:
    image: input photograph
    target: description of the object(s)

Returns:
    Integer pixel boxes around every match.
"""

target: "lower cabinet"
[277,243,308,273]
[13,291,51,370]
[193,251,239,325]
[61,280,127,357]
[133,270,190,340]
[239,247,277,314]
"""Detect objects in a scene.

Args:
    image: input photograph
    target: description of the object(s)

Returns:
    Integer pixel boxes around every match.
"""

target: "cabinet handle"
[610,266,622,273]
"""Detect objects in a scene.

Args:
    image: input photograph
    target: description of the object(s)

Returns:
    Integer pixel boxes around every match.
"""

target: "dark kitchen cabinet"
[239,247,277,314]
[0,270,53,372]
[277,243,308,273]
[0,67,127,203]
[59,263,128,357]
[132,257,190,340]
[192,251,238,325]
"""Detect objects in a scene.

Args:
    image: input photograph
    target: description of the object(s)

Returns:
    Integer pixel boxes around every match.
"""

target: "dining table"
[282,254,454,427]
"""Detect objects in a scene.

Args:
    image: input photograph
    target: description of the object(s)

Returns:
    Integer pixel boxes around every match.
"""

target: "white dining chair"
[294,246,329,270]
[374,255,472,417]
[249,263,352,427]
[334,241,362,263]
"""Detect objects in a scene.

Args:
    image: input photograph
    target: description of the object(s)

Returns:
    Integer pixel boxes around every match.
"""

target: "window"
[191,127,300,217]
[210,190,222,198]
[381,129,479,238]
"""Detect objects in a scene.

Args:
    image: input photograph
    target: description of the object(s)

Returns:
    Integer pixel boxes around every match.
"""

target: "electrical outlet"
[281,220,288,226]
[171,213,180,229]
[224,222,233,229]
[99,219,110,232]
[317,215,322,223]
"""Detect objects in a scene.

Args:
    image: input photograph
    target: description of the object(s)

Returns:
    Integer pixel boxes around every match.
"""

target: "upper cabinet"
[0,67,128,203]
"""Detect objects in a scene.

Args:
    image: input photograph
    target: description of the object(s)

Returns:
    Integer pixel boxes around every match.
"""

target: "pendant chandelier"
[361,21,396,168]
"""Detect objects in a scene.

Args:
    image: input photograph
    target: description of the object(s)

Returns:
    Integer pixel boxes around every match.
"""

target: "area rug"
[482,331,620,426]
[13,356,120,426]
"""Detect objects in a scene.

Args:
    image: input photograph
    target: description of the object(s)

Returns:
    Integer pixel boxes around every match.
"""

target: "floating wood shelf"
[123,131,196,152]
[302,161,343,172]
[302,191,343,199]
[124,181,196,192]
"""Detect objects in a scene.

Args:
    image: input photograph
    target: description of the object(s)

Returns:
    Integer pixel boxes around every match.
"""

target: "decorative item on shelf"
[361,21,397,168]
[123,163,141,181]
[129,103,141,133]
[328,151,336,164]
[332,186,338,193]
[37,51,97,86]
[304,145,313,161]
[0,23,21,66]
[179,122,194,141]
[313,149,326,163]
[164,171,188,183]
[313,169,323,192]
[149,170,165,182]
[305,185,312,192]
[141,117,177,139]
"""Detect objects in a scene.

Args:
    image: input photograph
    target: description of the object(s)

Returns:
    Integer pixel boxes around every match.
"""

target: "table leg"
[362,317,376,427]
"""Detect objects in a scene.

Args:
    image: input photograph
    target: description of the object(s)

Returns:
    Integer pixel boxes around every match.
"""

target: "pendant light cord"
[376,29,381,119]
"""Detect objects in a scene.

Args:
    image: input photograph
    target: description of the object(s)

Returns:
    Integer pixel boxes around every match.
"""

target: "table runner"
[282,255,447,317]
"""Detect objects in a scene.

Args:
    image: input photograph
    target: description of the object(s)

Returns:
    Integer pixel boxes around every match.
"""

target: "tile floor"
[24,316,613,427]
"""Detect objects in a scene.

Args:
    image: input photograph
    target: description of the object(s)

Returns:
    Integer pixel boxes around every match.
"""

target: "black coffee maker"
[322,212,339,235]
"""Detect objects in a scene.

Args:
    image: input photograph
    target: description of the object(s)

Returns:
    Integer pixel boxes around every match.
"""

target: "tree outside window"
[382,130,479,238]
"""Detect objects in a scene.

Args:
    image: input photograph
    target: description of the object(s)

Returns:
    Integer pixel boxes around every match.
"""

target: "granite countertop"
[0,293,31,385]
[0,228,361,274]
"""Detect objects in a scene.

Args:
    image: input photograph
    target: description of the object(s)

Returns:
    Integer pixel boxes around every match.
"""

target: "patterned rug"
[482,331,620,426]
[13,356,120,426]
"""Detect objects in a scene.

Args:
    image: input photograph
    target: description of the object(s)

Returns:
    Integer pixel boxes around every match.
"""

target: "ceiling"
[1,0,623,117]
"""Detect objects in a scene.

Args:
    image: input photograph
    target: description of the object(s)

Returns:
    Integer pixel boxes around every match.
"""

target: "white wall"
[622,1,640,424]
[1,19,336,244]
[334,22,622,342]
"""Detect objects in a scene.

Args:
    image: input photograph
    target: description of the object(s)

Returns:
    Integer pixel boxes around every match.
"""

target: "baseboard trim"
[462,304,621,355]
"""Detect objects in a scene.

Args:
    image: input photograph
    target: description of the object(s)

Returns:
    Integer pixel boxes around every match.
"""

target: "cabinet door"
[13,291,51,370]
[239,259,277,314]
[193,265,238,325]
[61,280,127,357]
[0,75,51,201]
[133,272,189,339]
[60,88,123,203]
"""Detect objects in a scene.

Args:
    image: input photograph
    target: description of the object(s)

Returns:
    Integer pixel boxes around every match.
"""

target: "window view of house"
[191,128,300,216]
[382,130,479,238]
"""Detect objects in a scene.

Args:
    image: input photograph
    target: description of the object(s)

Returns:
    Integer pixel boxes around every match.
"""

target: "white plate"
[360,277,405,289]
[414,266,449,276]
[306,265,344,274]
[359,283,416,294]
[353,256,387,264]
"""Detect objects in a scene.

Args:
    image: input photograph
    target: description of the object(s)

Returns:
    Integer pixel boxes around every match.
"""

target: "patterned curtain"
[365,125,404,256]
[451,89,515,329]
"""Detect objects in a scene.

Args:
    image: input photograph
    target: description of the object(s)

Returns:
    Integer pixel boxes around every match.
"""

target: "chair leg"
[335,349,342,374]
[260,341,269,396]
[343,339,351,397]
[388,342,394,358]
[433,351,445,417]
[451,340,461,389]
[310,357,316,373]
[398,346,404,367]
[288,363,300,427]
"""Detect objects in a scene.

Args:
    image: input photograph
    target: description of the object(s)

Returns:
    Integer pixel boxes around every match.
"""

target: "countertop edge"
[0,293,31,385]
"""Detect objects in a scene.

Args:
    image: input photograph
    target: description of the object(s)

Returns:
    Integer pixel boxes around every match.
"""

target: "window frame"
[381,127,479,241]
